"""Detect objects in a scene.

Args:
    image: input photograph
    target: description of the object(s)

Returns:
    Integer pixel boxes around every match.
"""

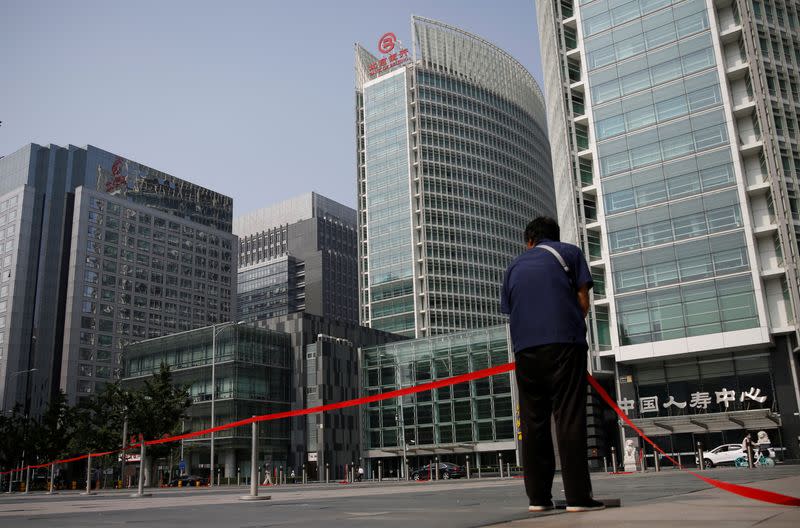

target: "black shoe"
[528,501,554,512]
[566,499,605,512]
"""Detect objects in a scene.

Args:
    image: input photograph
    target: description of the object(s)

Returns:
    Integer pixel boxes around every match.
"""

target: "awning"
[368,443,477,457]
[628,409,781,437]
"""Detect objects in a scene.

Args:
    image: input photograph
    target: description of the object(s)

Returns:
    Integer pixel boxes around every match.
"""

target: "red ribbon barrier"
[3,360,799,508]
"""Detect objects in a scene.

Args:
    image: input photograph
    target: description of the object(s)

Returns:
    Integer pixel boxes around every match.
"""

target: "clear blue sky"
[0,0,542,216]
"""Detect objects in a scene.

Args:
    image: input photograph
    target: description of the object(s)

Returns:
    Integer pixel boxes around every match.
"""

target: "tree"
[126,363,191,486]
[32,391,75,464]
[0,406,27,474]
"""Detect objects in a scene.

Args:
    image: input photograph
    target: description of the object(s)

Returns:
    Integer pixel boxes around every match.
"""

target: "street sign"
[308,453,318,462]
[179,460,186,473]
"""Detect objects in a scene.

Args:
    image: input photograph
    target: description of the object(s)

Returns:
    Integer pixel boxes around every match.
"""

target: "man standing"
[501,217,604,513]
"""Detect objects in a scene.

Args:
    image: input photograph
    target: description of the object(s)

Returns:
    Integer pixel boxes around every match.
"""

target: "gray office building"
[536,0,800,458]
[235,193,358,325]
[0,143,236,414]
[355,17,556,339]
[257,312,405,480]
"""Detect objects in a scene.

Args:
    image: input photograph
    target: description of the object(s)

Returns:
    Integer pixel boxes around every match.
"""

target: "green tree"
[0,406,27,474]
[126,363,191,486]
[31,391,76,464]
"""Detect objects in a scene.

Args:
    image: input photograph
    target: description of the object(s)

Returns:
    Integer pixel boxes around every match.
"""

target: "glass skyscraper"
[355,17,556,339]
[537,0,800,459]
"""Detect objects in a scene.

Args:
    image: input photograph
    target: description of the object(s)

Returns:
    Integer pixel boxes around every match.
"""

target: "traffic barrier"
[1,362,799,507]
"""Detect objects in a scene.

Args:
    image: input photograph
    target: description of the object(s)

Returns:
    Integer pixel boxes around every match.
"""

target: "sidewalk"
[491,475,800,527]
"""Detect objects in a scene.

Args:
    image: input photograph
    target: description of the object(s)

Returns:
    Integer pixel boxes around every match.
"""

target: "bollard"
[237,467,241,486]
[428,460,432,482]
[48,464,56,494]
[303,465,307,485]
[697,442,704,471]
[279,469,283,486]
[378,460,382,482]
[747,440,755,469]
[499,455,504,479]
[654,447,661,472]
[240,418,269,500]
[83,454,93,495]
[25,466,30,495]
[478,463,482,479]
[611,446,617,472]
[507,462,511,478]
[130,437,151,497]
[466,459,471,479]
[603,456,608,473]
[325,463,330,484]
[217,468,221,487]
[435,457,439,480]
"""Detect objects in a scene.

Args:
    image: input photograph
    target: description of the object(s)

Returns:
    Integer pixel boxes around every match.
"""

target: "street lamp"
[209,321,244,487]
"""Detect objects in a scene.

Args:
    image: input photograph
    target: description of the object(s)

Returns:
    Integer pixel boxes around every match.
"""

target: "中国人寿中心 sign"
[617,386,769,417]
[369,32,409,78]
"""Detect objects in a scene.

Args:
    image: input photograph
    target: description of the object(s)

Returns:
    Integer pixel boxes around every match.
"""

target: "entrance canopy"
[629,409,781,437]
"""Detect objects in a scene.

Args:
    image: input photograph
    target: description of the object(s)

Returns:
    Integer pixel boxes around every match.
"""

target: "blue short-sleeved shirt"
[500,239,593,353]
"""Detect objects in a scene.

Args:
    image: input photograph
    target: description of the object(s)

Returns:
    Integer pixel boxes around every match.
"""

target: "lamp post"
[209,321,244,487]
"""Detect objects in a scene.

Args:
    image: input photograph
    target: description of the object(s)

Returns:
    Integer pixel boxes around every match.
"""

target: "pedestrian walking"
[357,466,364,482]
[262,464,273,486]
[501,217,604,513]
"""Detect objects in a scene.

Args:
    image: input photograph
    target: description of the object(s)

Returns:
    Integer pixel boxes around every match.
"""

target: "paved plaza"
[0,466,798,527]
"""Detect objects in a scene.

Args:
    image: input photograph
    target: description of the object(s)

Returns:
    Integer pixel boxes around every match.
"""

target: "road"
[0,466,798,527]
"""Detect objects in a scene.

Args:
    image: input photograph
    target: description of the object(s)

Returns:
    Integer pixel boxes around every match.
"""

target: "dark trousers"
[515,343,592,505]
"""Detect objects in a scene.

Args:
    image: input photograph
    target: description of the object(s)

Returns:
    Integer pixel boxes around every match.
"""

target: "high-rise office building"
[0,143,236,413]
[234,193,358,325]
[537,0,800,458]
[355,17,556,339]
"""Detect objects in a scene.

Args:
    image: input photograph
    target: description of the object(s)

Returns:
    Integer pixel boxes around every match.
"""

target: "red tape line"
[2,361,799,507]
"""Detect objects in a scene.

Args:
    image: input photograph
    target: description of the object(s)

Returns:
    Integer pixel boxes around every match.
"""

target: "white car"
[696,443,775,468]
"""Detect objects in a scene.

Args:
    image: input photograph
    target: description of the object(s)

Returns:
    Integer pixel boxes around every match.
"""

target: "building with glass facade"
[0,144,235,415]
[536,0,800,459]
[355,17,557,339]
[361,325,578,477]
[235,193,358,325]
[121,325,292,481]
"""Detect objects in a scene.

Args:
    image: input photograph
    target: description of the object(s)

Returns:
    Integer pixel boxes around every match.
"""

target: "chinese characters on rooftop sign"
[617,387,768,417]
[369,32,410,78]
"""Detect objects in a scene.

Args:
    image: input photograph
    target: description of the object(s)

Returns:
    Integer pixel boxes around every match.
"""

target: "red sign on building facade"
[369,32,409,78]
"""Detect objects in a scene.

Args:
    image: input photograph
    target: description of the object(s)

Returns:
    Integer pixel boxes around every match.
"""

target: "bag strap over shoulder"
[536,244,569,273]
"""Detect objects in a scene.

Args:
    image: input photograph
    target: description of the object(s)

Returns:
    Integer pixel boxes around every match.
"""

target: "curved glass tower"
[356,17,556,338]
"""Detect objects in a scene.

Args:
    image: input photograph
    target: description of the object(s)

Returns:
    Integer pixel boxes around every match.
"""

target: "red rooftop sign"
[369,32,409,78]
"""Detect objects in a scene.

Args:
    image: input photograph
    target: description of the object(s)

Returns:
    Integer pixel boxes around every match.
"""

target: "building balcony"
[589,258,605,268]
[746,181,771,195]
[562,15,577,29]
[577,148,593,159]
[581,183,597,195]
[732,99,756,118]
[739,138,763,156]
[566,47,581,59]
[725,61,750,79]
[573,113,589,125]
[752,221,778,237]
[719,24,743,44]
[570,79,585,93]
[760,266,785,279]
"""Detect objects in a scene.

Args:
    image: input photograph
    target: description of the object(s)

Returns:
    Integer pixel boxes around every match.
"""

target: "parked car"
[167,475,208,487]
[695,443,776,468]
[410,462,466,480]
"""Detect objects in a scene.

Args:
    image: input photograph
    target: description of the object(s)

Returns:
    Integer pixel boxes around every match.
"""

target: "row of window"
[581,0,677,37]
[599,111,729,178]
[590,33,713,105]
[616,275,759,345]
[595,72,721,141]
[607,189,742,254]
[602,149,735,215]
[612,231,749,293]
[586,0,708,71]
